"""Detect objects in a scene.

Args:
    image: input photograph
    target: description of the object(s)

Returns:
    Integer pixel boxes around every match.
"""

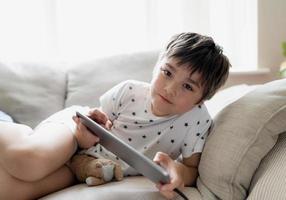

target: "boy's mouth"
[158,94,173,104]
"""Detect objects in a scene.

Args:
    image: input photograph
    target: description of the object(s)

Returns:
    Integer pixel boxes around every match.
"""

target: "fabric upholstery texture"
[205,84,257,118]
[197,78,286,200]
[65,51,158,107]
[0,62,66,128]
[41,176,202,200]
[247,132,286,200]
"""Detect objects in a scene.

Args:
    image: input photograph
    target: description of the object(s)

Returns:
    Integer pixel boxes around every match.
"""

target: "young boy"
[0,32,230,199]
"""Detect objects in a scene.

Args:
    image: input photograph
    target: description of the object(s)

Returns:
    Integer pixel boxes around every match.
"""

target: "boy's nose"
[164,82,178,97]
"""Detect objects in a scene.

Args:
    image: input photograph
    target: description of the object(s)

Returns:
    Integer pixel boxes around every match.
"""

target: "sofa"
[0,51,285,200]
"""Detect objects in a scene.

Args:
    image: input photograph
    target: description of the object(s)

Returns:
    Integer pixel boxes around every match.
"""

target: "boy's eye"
[160,67,172,77]
[164,70,172,77]
[163,69,172,77]
[183,83,193,91]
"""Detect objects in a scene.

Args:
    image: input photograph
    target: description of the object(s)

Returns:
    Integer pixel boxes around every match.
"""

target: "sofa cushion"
[205,84,257,118]
[247,132,286,200]
[41,177,202,200]
[65,51,158,107]
[0,62,66,128]
[197,78,286,200]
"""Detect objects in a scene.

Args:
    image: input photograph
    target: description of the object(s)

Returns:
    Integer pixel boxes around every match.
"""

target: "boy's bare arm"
[181,153,200,186]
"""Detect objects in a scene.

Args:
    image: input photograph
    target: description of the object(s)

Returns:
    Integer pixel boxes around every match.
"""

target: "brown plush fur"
[69,154,123,186]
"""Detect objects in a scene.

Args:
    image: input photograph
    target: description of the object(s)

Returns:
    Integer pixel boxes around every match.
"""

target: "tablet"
[76,111,170,184]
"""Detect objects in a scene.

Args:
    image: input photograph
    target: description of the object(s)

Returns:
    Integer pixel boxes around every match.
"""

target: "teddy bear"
[69,154,123,186]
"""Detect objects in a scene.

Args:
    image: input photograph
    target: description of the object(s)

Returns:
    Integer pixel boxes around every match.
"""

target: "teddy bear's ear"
[86,177,105,186]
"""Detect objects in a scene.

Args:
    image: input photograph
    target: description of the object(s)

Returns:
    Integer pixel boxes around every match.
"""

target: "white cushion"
[0,62,66,128]
[41,177,202,200]
[205,84,257,118]
[65,51,158,107]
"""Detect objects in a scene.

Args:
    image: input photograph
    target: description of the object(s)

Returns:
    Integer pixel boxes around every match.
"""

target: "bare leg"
[0,163,75,199]
[0,121,77,181]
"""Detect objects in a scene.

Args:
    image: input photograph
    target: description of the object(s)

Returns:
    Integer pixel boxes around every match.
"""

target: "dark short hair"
[160,32,231,101]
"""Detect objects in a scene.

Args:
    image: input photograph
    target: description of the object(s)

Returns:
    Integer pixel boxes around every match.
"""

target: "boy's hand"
[153,152,185,200]
[72,108,112,149]
[87,108,113,130]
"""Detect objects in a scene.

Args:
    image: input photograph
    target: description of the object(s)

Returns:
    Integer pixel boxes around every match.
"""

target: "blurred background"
[0,0,285,84]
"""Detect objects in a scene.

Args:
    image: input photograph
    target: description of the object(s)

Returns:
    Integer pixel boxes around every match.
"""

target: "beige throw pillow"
[197,78,286,200]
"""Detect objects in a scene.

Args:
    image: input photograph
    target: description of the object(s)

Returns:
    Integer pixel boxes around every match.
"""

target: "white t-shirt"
[82,80,212,175]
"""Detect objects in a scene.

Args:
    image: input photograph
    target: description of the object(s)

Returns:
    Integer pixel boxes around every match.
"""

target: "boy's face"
[150,57,204,117]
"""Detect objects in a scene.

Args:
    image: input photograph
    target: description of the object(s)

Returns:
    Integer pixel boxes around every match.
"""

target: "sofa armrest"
[247,132,286,200]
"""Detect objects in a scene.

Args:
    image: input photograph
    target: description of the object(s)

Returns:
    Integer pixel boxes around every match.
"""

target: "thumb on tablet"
[153,152,171,169]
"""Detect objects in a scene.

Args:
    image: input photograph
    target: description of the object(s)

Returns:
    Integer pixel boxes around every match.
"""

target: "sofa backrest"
[65,51,158,107]
[0,51,159,128]
[0,62,67,128]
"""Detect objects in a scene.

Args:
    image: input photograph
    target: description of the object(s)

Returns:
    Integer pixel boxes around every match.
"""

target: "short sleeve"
[99,80,129,121]
[192,124,211,154]
[181,114,212,158]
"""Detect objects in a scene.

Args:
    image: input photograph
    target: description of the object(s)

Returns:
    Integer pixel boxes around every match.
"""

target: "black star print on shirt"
[112,84,209,159]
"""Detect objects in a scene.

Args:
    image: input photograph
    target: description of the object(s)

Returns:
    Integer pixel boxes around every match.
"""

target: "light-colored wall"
[258,0,286,78]
[225,0,286,88]
[224,70,273,88]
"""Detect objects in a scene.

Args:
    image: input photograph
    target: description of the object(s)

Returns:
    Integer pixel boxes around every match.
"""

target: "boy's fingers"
[88,109,113,129]
[78,122,100,143]
[105,120,113,130]
[161,191,175,200]
[153,152,171,169]
[161,182,177,192]
[78,121,87,131]
[156,183,162,190]
[88,109,108,123]
[72,116,79,123]
[93,136,100,143]
[157,182,176,199]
